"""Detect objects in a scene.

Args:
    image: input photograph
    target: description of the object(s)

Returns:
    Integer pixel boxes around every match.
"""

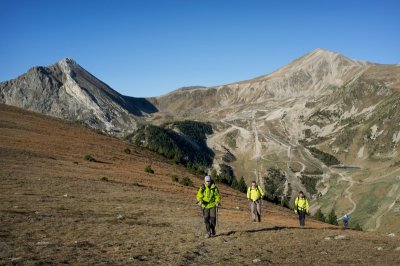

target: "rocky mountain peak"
[56,57,80,75]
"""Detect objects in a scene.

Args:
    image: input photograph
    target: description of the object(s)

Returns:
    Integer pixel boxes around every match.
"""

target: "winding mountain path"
[338,172,357,216]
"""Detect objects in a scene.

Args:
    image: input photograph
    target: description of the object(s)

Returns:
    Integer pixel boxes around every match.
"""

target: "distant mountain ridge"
[0,58,158,135]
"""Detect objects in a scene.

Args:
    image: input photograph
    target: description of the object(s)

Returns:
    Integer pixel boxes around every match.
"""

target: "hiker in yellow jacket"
[294,191,309,226]
[196,176,221,238]
[247,180,265,222]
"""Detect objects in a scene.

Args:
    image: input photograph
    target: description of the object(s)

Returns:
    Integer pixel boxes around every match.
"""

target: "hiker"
[247,180,265,222]
[342,213,349,228]
[196,175,221,238]
[294,191,309,227]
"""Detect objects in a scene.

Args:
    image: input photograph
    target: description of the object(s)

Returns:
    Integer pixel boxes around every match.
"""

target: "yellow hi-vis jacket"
[294,196,309,213]
[196,182,221,209]
[247,185,265,201]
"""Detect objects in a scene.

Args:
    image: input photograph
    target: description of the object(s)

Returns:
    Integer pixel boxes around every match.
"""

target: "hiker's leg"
[251,201,258,221]
[251,202,256,221]
[297,212,301,226]
[300,211,306,226]
[203,208,211,233]
[256,200,262,222]
[209,207,216,235]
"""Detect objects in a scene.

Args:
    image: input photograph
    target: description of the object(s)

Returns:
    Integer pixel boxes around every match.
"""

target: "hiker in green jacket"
[294,191,309,226]
[247,180,265,222]
[196,176,221,238]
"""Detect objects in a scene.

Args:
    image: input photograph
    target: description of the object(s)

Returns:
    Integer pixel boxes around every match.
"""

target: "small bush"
[179,176,194,187]
[124,148,131,154]
[100,176,109,182]
[326,209,339,225]
[171,175,179,182]
[132,182,142,187]
[313,209,326,222]
[145,165,154,174]
[73,161,79,165]
[84,154,96,162]
[352,223,363,231]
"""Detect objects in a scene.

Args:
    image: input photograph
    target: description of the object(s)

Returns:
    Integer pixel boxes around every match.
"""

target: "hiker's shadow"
[218,226,317,237]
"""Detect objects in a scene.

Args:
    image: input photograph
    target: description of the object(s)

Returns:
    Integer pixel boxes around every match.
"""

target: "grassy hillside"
[1,104,399,265]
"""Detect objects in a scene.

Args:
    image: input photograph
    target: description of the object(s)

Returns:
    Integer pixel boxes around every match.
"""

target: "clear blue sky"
[1,0,399,97]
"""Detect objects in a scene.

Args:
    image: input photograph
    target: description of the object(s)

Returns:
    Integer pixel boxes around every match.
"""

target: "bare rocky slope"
[0,58,158,135]
[1,104,399,265]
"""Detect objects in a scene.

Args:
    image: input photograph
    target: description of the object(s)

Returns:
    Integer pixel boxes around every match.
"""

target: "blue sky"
[1,0,399,97]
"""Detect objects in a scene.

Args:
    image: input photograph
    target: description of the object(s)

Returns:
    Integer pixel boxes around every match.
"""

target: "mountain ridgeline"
[1,49,400,232]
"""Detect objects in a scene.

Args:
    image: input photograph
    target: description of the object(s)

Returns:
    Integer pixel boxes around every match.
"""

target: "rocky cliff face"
[0,58,158,135]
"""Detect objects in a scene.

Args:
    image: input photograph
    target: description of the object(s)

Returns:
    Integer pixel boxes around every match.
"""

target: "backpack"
[200,181,215,193]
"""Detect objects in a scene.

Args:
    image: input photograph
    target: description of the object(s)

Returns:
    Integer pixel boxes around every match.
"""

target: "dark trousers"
[298,211,306,226]
[203,207,216,235]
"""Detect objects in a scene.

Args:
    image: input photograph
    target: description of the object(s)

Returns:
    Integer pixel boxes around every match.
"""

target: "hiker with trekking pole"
[247,180,265,222]
[294,191,309,227]
[196,176,221,238]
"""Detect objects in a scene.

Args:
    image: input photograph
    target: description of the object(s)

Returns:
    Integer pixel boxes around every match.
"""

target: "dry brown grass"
[1,104,399,265]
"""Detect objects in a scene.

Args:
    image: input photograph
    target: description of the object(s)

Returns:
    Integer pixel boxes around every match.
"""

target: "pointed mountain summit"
[0,58,158,135]
[154,49,373,114]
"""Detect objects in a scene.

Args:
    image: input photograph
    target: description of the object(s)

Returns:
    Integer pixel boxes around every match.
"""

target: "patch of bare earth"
[1,104,399,265]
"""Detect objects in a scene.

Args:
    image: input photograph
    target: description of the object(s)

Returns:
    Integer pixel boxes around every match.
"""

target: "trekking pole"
[216,205,219,230]
[249,200,252,221]
[196,202,204,236]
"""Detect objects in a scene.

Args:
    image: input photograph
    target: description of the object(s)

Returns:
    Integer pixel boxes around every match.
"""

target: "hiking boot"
[205,233,211,238]
[211,228,216,236]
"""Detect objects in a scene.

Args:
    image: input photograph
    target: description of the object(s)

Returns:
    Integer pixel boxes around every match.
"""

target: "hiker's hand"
[197,201,202,206]
[294,210,298,214]
[216,202,220,207]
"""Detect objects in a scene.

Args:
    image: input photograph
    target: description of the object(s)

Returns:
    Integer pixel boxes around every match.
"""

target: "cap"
[205,176,211,182]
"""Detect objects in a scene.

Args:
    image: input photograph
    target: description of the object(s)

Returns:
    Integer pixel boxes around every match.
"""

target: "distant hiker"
[247,180,265,222]
[196,175,221,238]
[294,191,309,227]
[342,213,349,228]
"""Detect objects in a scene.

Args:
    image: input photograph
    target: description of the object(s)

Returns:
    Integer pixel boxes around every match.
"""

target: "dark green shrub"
[179,176,194,187]
[171,175,179,182]
[132,182,142,187]
[84,154,96,162]
[313,209,326,222]
[124,148,131,154]
[326,209,339,225]
[352,223,363,231]
[144,165,154,174]
[236,176,247,193]
[100,176,109,182]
